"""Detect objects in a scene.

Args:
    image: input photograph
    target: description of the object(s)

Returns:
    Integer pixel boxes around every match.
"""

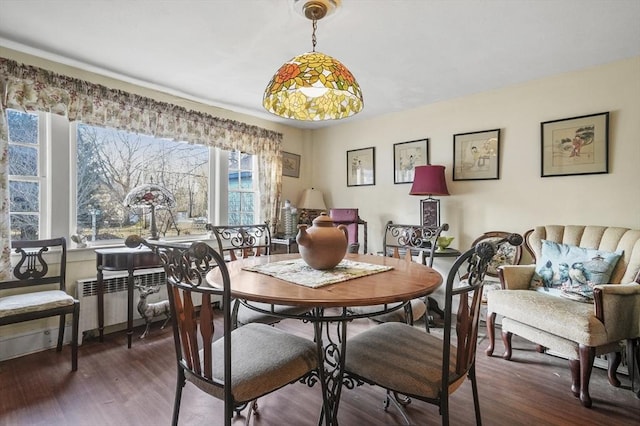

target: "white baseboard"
[0,324,72,362]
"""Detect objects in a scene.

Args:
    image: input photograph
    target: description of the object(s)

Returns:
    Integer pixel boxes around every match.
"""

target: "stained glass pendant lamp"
[263,0,364,121]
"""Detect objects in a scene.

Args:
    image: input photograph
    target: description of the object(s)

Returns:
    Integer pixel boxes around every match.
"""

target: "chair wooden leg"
[578,344,595,408]
[501,330,513,360]
[485,312,496,356]
[569,359,580,398]
[71,303,79,371]
[633,338,640,399]
[607,351,621,387]
[57,314,65,351]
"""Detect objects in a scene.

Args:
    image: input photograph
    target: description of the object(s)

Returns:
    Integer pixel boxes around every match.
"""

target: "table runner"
[243,258,393,289]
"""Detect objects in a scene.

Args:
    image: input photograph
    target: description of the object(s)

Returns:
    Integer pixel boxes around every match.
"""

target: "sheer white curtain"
[0,58,283,278]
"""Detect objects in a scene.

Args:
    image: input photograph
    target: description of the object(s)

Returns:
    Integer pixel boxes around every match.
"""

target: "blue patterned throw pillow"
[529,240,623,302]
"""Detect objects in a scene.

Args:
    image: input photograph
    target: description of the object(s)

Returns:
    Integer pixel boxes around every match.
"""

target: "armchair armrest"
[593,283,640,340]
[497,264,536,290]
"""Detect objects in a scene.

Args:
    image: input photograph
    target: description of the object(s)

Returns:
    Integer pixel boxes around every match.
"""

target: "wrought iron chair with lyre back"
[125,235,318,426]
[0,237,79,371]
[207,223,309,328]
[344,233,523,425]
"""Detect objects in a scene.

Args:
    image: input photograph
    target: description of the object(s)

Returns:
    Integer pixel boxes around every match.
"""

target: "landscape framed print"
[282,151,301,178]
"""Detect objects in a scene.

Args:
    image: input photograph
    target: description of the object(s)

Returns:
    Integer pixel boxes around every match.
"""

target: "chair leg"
[578,344,595,408]
[71,302,79,371]
[172,368,186,426]
[469,364,482,425]
[607,351,621,387]
[501,330,513,360]
[485,312,496,356]
[569,358,580,398]
[57,313,65,351]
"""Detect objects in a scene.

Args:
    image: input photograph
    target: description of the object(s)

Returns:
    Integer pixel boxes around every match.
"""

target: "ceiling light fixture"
[263,0,363,121]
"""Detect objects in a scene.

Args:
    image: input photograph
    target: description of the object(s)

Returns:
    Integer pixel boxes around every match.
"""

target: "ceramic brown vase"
[296,213,348,270]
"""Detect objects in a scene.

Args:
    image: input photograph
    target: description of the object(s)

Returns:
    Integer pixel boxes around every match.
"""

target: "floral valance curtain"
[0,58,282,278]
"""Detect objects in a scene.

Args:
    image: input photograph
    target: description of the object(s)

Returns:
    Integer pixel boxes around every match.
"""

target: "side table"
[95,247,162,348]
[271,236,298,254]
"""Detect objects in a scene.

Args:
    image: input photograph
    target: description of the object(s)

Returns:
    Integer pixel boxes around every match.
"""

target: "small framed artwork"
[541,112,609,177]
[347,147,376,187]
[453,129,501,181]
[282,151,301,178]
[421,198,440,227]
[393,138,429,184]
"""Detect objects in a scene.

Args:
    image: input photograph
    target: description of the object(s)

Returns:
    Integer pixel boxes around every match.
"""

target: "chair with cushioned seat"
[344,233,523,425]
[207,223,309,328]
[0,237,79,371]
[348,222,448,330]
[125,236,318,426]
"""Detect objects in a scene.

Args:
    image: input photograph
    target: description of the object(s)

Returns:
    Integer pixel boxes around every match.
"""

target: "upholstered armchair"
[486,225,640,408]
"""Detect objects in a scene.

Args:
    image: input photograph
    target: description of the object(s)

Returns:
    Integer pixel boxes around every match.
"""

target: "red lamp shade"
[409,165,450,196]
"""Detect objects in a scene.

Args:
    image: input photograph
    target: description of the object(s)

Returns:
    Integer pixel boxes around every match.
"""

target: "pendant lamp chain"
[311,19,317,52]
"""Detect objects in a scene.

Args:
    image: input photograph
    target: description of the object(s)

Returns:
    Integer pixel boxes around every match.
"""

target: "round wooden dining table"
[206,253,443,426]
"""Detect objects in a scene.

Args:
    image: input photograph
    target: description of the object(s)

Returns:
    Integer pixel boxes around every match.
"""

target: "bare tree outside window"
[7,109,40,240]
[76,125,209,241]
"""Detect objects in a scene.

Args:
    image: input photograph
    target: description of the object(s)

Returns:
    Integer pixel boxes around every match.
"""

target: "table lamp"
[409,165,450,227]
[124,183,175,240]
[297,188,327,225]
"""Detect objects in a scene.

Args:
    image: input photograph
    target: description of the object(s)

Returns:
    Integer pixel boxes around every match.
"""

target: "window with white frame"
[5,109,258,244]
[227,151,256,226]
[7,109,43,241]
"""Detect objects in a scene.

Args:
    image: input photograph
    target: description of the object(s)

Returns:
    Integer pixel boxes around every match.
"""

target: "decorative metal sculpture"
[135,281,171,339]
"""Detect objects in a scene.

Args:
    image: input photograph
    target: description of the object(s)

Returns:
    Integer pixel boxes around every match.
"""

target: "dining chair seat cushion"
[187,323,317,403]
[345,322,457,399]
[348,299,426,324]
[0,290,75,318]
[236,302,311,326]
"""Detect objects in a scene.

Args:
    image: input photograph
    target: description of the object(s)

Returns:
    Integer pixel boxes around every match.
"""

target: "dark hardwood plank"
[1,314,639,425]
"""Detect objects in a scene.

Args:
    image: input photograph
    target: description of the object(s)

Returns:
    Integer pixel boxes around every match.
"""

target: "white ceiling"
[1,0,639,130]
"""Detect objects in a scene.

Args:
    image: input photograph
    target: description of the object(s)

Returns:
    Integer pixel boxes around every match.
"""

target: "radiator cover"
[76,268,168,344]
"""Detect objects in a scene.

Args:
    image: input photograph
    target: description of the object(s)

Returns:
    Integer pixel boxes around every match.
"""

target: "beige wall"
[310,57,640,253]
[1,49,638,353]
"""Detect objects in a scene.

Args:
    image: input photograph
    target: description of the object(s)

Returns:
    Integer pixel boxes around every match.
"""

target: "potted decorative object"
[436,236,455,252]
[296,213,349,270]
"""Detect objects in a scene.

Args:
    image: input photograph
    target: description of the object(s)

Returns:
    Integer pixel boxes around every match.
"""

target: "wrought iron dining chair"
[348,222,448,329]
[0,237,79,371]
[344,233,523,425]
[125,236,318,426]
[207,223,309,328]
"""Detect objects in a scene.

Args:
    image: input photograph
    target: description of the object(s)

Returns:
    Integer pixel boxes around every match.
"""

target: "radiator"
[76,268,169,344]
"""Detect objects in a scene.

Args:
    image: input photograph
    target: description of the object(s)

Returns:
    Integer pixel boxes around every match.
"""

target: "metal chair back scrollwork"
[206,223,271,261]
[383,221,449,267]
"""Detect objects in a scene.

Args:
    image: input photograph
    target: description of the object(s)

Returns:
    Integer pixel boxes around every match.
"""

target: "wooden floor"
[1,314,639,426]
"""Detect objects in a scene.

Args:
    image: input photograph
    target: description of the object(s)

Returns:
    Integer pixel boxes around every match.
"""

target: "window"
[7,109,42,241]
[228,151,255,225]
[75,124,210,241]
[5,110,258,244]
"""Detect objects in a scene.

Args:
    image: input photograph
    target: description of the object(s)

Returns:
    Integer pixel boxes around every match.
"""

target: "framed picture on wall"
[347,147,376,187]
[393,138,429,184]
[282,151,301,178]
[453,129,501,181]
[541,112,609,177]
